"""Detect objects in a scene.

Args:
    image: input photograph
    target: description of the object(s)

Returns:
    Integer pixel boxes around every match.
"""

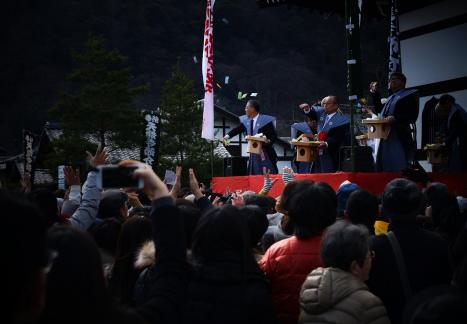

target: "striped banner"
[201,0,215,140]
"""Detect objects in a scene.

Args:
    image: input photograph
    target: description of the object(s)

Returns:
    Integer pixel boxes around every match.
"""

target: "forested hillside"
[0,0,388,153]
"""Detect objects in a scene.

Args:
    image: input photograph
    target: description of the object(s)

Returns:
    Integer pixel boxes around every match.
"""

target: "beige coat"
[299,267,390,324]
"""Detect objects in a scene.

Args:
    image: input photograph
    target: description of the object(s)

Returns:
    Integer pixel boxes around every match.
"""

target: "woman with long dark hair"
[182,205,278,324]
[108,216,153,306]
[41,226,141,324]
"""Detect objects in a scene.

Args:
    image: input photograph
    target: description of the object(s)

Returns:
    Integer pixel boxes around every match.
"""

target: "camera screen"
[101,166,139,188]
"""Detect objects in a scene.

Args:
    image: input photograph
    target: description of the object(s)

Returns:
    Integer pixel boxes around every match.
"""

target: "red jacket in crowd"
[260,234,323,324]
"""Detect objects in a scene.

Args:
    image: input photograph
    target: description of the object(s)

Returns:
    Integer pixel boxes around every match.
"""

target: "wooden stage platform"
[212,172,467,197]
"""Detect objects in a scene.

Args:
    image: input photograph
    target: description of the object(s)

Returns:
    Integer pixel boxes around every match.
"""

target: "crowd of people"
[3,141,467,324]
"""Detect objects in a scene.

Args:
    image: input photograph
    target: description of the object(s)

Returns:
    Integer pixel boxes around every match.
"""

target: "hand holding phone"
[118,160,170,201]
[97,165,144,190]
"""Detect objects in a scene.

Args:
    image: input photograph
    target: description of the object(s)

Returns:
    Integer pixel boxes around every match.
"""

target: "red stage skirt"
[212,172,467,197]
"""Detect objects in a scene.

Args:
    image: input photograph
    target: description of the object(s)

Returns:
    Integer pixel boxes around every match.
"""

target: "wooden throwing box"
[362,119,391,139]
[246,135,269,154]
[290,138,321,162]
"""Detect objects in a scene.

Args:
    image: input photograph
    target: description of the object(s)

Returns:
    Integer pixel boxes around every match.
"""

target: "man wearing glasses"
[299,96,350,173]
[376,72,419,172]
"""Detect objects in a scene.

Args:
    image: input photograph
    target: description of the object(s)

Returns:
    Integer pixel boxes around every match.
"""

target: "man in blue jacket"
[224,100,278,175]
[299,96,350,173]
[376,72,419,172]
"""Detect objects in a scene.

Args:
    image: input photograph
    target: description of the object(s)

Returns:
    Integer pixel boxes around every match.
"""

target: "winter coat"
[133,241,156,305]
[367,221,451,324]
[135,197,190,324]
[182,257,279,324]
[299,267,390,324]
[259,234,323,324]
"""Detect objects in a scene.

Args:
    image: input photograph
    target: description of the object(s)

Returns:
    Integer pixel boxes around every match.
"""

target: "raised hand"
[223,135,231,146]
[212,195,222,206]
[64,166,81,186]
[86,144,108,168]
[260,168,278,195]
[189,168,204,200]
[282,167,295,185]
[369,81,379,94]
[127,191,143,208]
[231,192,245,208]
[170,166,182,198]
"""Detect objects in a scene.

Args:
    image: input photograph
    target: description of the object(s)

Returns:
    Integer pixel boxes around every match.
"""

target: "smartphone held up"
[97,164,144,190]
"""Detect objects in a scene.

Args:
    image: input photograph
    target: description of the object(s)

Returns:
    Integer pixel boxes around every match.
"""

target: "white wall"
[401,23,467,87]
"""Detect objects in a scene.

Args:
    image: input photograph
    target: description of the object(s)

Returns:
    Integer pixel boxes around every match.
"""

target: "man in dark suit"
[299,96,350,173]
[436,94,467,171]
[223,100,278,175]
[376,72,419,172]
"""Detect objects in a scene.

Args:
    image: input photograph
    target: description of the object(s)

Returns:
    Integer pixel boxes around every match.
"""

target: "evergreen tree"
[48,36,148,166]
[158,64,216,183]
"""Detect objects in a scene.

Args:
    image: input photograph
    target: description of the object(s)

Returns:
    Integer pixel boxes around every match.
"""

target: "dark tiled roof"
[44,127,140,163]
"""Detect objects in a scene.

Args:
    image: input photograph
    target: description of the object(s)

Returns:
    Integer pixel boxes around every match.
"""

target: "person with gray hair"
[299,220,390,324]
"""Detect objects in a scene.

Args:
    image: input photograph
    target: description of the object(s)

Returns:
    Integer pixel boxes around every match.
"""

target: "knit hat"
[336,181,359,215]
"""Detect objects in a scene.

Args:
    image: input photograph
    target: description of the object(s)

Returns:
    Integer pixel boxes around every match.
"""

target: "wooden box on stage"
[246,135,269,154]
[290,138,321,162]
[424,144,444,165]
[356,134,369,146]
[362,118,390,139]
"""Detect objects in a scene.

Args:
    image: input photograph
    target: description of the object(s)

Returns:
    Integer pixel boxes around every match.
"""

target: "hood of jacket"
[300,267,368,314]
[134,240,155,270]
